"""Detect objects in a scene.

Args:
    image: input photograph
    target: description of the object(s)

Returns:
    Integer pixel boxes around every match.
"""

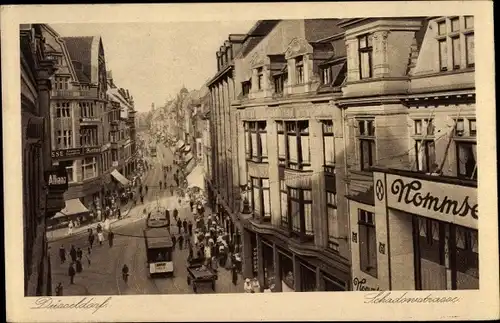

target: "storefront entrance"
[279,249,294,292]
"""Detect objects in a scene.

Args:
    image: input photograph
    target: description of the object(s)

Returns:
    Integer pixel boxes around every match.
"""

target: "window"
[358,209,377,277]
[295,57,304,84]
[249,177,271,221]
[273,74,285,94]
[469,119,476,136]
[322,66,332,84]
[358,34,373,79]
[277,120,310,170]
[456,142,477,179]
[322,120,335,166]
[56,130,73,149]
[242,81,251,96]
[455,225,479,289]
[326,191,339,251]
[415,140,436,172]
[280,178,288,228]
[257,67,264,90]
[357,119,376,171]
[80,102,95,118]
[80,127,98,147]
[54,76,70,90]
[287,187,313,239]
[55,102,71,118]
[82,157,97,180]
[244,121,268,162]
[436,16,474,70]
[60,160,75,183]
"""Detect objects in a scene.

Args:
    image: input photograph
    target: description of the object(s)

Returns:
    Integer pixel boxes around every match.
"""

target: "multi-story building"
[41,27,137,224]
[232,19,351,292]
[21,24,67,296]
[338,16,477,291]
[206,29,259,255]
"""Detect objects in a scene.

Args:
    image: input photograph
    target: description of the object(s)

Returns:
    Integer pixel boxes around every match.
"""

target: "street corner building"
[39,25,138,230]
[205,16,476,292]
[21,24,69,296]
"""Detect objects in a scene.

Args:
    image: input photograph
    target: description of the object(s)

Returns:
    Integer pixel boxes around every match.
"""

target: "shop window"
[357,119,376,171]
[288,187,313,239]
[326,191,339,251]
[455,225,479,289]
[262,243,276,290]
[358,209,377,277]
[299,263,317,292]
[358,34,373,79]
[322,120,335,166]
[82,157,97,180]
[249,177,271,221]
[295,56,304,84]
[456,142,477,180]
[279,252,294,290]
[323,273,346,291]
[244,121,268,163]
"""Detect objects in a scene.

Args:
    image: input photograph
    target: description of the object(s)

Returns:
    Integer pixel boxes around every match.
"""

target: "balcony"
[51,90,93,98]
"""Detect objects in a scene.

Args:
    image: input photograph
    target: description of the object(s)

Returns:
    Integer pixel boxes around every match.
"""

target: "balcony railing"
[51,90,92,98]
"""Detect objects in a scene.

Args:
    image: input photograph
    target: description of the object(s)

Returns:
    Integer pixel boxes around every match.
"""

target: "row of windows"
[437,16,475,71]
[60,157,98,183]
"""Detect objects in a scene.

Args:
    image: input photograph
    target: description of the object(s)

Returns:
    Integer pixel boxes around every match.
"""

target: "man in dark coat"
[88,230,95,249]
[108,231,115,247]
[59,245,66,264]
[182,219,188,233]
[188,221,193,236]
[178,234,184,250]
[172,235,177,250]
[231,263,238,285]
[76,247,83,260]
[68,263,76,284]
[177,218,182,234]
[75,259,83,273]
[69,245,77,262]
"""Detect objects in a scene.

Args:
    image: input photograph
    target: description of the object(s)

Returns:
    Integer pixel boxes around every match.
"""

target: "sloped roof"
[62,36,94,83]
[304,19,344,42]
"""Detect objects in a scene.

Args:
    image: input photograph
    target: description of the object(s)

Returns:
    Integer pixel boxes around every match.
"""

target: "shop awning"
[54,198,89,219]
[111,169,130,186]
[176,140,185,150]
[184,152,194,163]
[187,165,205,189]
[184,145,191,152]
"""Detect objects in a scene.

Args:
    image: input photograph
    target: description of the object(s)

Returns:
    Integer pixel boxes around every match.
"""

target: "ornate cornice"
[285,37,314,60]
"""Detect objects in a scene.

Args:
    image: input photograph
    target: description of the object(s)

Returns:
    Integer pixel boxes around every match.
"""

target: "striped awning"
[111,169,130,186]
[176,140,185,150]
[54,199,89,218]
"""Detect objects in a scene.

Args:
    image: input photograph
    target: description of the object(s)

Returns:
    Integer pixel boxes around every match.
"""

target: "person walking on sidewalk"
[188,221,193,236]
[145,185,149,195]
[173,208,178,222]
[69,245,77,263]
[178,234,184,250]
[97,230,104,246]
[86,247,92,266]
[68,263,76,285]
[159,180,163,190]
[231,263,238,285]
[75,258,83,274]
[55,282,63,296]
[59,245,66,264]
[177,218,182,234]
[76,247,83,261]
[172,235,177,250]
[108,231,115,247]
[122,264,129,283]
[182,219,188,234]
[67,220,74,236]
[88,229,95,249]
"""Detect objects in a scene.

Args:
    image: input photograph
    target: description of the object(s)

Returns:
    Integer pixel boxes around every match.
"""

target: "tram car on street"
[146,203,169,229]
[144,227,174,277]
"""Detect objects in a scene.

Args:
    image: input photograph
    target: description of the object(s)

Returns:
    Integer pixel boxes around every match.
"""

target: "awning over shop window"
[184,145,191,152]
[187,165,205,189]
[184,152,194,163]
[54,198,89,219]
[176,140,185,150]
[111,169,130,186]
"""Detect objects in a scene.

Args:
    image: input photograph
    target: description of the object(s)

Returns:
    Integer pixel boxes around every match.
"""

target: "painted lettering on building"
[48,174,67,185]
[385,174,478,229]
[353,277,380,291]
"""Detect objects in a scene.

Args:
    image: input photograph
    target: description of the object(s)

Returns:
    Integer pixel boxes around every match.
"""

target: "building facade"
[41,26,137,225]
[337,16,477,291]
[21,24,67,296]
[233,19,351,292]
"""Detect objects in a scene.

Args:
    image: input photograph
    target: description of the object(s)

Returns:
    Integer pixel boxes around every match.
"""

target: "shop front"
[349,168,478,291]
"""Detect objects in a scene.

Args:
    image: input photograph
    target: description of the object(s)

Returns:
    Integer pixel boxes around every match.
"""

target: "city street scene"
[21,16,478,297]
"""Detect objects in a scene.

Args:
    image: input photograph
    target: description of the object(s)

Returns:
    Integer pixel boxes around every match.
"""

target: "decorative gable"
[285,37,313,59]
[250,51,268,68]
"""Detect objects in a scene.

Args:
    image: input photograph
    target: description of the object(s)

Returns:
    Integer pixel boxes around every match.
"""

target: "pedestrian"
[68,263,76,285]
[140,195,144,204]
[252,277,261,293]
[67,220,74,236]
[75,259,83,273]
[189,200,194,211]
[86,247,91,266]
[244,278,253,293]
[178,234,184,250]
[159,180,162,190]
[117,208,122,220]
[172,235,177,250]
[108,231,115,247]
[231,263,238,285]
[55,282,63,296]
[177,218,182,234]
[169,185,174,196]
[98,230,104,246]
[188,245,194,259]
[76,247,83,261]
[182,219,188,233]
[145,185,149,194]
[69,245,77,262]
[122,264,129,283]
[188,221,193,236]
[88,230,95,249]
[96,223,102,233]
[211,256,218,273]
[59,245,66,264]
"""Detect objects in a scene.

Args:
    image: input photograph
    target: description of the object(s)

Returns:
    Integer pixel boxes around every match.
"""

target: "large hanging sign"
[385,174,478,229]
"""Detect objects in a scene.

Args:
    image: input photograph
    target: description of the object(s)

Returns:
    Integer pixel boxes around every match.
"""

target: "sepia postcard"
[2,2,498,322]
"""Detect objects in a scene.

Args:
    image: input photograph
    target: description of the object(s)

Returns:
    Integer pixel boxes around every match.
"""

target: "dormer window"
[436,16,474,71]
[322,67,332,84]
[295,57,304,84]
[358,34,373,79]
[257,67,264,90]
[242,81,251,97]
